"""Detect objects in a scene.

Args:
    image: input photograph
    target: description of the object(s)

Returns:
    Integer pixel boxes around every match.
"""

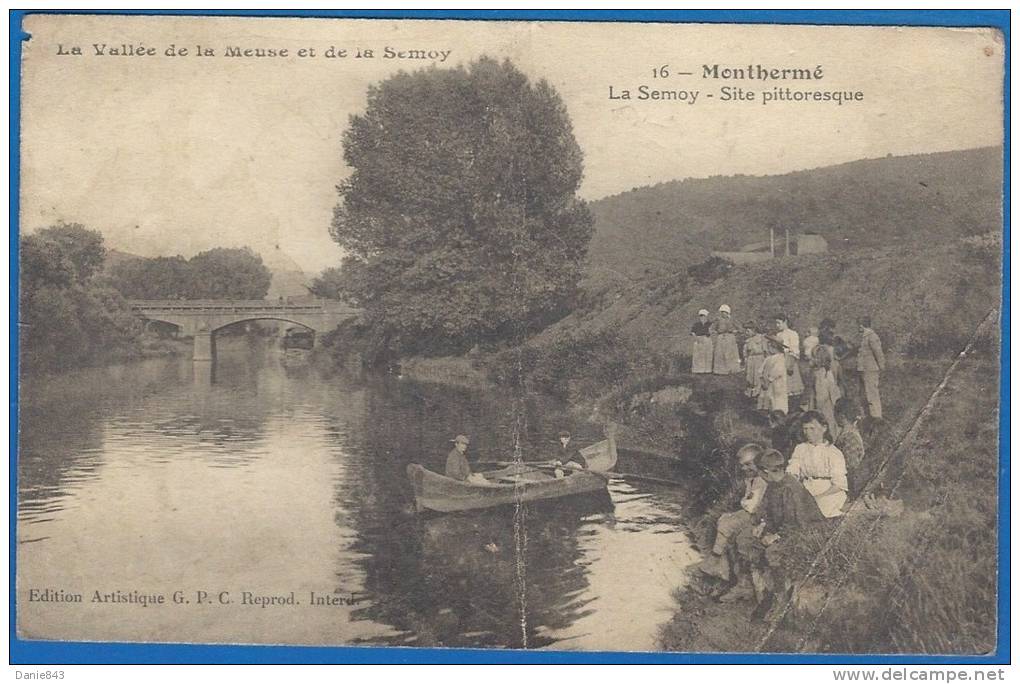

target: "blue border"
[9,8,1010,665]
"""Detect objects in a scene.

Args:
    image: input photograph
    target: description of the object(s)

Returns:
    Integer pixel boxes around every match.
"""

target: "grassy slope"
[586,146,1002,287]
[550,238,1000,364]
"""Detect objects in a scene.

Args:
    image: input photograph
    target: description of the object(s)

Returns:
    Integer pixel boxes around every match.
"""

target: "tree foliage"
[20,225,140,372]
[109,247,272,299]
[35,222,107,282]
[184,247,272,299]
[330,57,594,356]
[308,267,346,301]
[109,255,192,299]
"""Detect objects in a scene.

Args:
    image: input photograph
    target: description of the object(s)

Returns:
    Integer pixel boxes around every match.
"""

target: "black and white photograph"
[14,13,1006,657]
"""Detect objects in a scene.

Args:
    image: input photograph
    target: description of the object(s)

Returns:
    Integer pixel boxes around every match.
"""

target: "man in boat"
[445,434,472,481]
[553,430,587,470]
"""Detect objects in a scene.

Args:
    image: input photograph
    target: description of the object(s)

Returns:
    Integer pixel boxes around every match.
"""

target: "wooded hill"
[585,146,1003,287]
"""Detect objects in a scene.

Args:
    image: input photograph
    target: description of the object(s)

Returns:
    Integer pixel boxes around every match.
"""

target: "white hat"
[719,304,731,314]
[698,309,709,316]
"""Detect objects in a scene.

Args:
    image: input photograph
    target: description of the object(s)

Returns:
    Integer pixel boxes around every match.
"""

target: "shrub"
[486,327,659,402]
[687,256,733,285]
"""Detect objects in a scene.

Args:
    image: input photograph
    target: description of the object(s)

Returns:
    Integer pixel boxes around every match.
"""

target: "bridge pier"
[193,331,216,362]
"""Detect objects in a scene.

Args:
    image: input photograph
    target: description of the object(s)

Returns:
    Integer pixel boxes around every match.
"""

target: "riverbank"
[656,319,1000,654]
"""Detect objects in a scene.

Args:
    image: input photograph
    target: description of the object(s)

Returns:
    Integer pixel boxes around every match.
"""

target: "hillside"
[102,248,145,275]
[586,147,1002,287]
[544,236,1000,363]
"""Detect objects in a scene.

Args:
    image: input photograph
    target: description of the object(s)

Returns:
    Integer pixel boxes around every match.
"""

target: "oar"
[610,471,687,487]
[474,460,562,472]
[478,463,561,478]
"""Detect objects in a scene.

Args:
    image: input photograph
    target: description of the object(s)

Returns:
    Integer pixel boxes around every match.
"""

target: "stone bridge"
[128,299,360,361]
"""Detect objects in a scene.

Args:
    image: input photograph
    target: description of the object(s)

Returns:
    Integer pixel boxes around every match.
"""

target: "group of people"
[693,404,874,620]
[691,306,886,430]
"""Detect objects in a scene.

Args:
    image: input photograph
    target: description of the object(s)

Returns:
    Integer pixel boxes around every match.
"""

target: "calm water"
[16,338,697,651]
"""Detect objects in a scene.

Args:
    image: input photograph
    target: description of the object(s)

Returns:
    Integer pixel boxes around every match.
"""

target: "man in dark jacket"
[553,430,587,470]
[445,434,471,481]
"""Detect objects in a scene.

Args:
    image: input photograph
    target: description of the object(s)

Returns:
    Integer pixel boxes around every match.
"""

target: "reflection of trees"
[334,376,613,648]
[17,394,107,528]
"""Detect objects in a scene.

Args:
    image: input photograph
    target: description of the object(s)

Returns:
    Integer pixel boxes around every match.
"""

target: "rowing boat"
[407,435,618,513]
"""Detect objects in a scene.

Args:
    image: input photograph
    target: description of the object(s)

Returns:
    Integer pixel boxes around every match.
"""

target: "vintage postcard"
[14,13,1006,658]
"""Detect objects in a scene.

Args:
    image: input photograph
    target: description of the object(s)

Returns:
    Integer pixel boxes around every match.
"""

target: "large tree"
[180,247,271,299]
[330,57,594,354]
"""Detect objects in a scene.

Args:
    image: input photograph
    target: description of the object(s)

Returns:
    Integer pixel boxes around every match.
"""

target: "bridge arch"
[127,299,360,362]
[207,315,324,335]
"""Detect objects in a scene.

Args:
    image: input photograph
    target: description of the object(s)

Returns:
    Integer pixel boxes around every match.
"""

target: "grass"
[657,316,1001,654]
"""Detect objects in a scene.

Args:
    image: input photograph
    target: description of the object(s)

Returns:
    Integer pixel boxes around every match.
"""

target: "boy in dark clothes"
[722,449,824,607]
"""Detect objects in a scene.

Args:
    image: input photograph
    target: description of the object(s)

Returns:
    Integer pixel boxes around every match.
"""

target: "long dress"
[777,328,804,395]
[786,441,848,518]
[744,334,767,406]
[811,344,843,436]
[760,352,789,414]
[712,316,742,375]
[691,320,713,374]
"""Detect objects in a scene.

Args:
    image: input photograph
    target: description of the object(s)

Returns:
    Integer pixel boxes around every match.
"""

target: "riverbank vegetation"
[19,223,143,372]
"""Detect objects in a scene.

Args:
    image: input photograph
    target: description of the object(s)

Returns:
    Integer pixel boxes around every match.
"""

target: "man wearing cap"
[554,430,587,470]
[446,434,472,481]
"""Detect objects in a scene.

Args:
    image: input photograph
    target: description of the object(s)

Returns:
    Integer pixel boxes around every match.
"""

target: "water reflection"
[17,340,696,650]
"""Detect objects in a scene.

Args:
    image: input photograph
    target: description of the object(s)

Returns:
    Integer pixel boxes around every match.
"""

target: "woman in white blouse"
[786,411,848,517]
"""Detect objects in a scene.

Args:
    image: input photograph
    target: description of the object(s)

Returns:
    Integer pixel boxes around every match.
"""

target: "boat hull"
[408,437,618,513]
[407,465,610,513]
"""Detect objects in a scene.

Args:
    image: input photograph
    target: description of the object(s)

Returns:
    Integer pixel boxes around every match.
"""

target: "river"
[16,337,699,651]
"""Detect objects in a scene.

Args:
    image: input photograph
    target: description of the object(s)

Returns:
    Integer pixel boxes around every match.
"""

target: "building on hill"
[797,232,828,254]
[712,230,828,262]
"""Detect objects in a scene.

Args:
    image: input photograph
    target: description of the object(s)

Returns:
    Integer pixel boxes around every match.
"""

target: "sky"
[19,16,1004,273]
